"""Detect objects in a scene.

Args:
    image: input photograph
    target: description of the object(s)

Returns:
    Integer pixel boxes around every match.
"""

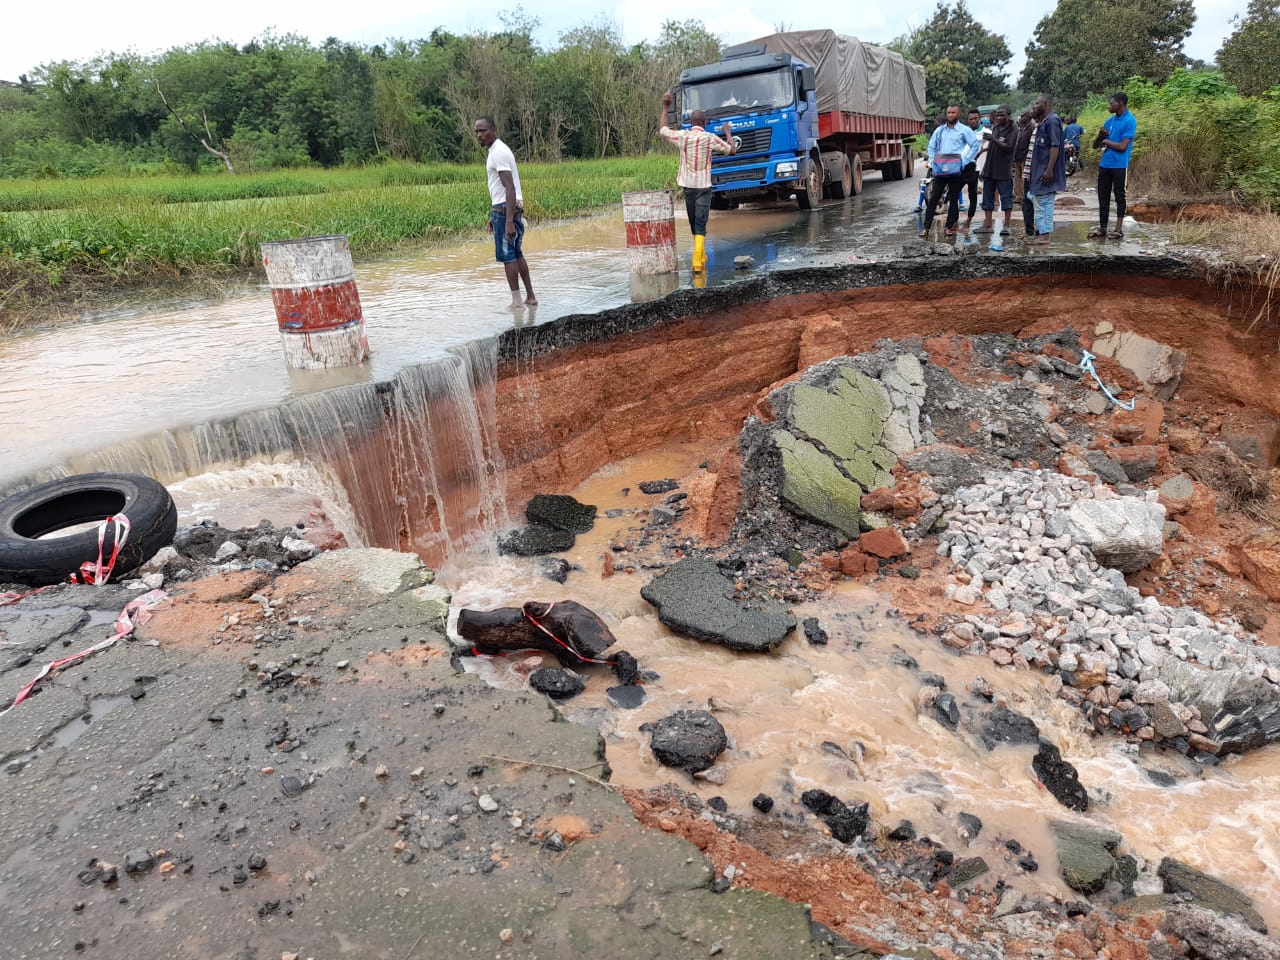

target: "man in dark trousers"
[961,108,984,233]
[1090,92,1137,240]
[659,93,736,274]
[919,104,980,238]
[1013,109,1037,236]
[973,105,1017,247]
[1026,94,1065,246]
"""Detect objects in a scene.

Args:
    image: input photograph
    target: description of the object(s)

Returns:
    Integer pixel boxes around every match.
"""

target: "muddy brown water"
[171,428,1280,931]
[0,199,887,487]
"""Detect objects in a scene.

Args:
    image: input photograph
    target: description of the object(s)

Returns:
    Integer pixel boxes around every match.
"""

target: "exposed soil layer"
[624,785,1164,960]
[494,274,1280,513]
[4,263,1280,959]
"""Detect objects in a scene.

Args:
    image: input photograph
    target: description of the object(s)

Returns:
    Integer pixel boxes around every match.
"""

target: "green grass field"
[0,156,677,273]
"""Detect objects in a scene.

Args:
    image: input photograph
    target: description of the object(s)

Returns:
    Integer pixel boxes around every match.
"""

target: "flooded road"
[0,166,1137,489]
[0,173,899,486]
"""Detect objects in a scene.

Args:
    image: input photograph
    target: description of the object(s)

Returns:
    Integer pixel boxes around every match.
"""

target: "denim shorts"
[491,208,525,263]
[981,178,1014,212]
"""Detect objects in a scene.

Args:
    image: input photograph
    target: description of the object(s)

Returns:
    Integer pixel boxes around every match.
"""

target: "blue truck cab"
[674,32,926,209]
[675,46,824,209]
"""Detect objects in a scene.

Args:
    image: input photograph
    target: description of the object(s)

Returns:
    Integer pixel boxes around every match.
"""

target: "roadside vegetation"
[1071,67,1280,321]
[1077,70,1280,205]
[0,156,675,331]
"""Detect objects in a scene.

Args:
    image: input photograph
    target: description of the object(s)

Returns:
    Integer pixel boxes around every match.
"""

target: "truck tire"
[796,157,823,210]
[829,155,854,200]
[0,473,178,586]
[851,154,863,195]
[903,145,915,179]
[882,151,906,182]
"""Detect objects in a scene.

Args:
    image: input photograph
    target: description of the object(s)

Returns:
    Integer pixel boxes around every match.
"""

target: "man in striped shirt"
[660,92,736,273]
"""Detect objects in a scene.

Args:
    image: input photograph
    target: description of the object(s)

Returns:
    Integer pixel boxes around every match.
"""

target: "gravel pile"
[931,468,1280,755]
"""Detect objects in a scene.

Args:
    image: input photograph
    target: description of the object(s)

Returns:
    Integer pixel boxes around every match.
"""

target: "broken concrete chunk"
[1050,820,1122,894]
[406,583,452,634]
[772,430,862,537]
[640,557,795,653]
[1158,858,1268,933]
[1090,329,1187,401]
[646,709,727,774]
[524,494,597,534]
[1063,499,1165,573]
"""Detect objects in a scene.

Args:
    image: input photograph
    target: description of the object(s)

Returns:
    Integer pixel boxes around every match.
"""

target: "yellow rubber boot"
[692,235,706,273]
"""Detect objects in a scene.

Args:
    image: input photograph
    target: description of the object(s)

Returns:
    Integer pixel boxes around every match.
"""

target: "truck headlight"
[776,161,799,176]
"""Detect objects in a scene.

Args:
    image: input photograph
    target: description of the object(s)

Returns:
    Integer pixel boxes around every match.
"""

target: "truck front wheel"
[797,159,823,210]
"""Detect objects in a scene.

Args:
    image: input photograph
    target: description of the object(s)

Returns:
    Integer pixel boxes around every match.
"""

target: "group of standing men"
[922,92,1136,246]
[470,89,1137,302]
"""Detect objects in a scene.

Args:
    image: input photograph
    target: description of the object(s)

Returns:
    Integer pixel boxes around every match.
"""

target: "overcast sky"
[2,0,1247,85]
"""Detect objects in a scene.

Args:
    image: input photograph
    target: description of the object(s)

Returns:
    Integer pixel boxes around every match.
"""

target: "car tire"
[0,473,178,586]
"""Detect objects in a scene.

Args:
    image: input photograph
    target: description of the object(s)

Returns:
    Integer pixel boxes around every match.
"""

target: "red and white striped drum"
[261,235,370,370]
[622,190,677,275]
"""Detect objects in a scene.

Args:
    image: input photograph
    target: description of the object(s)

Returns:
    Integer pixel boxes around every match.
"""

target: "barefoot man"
[474,116,536,306]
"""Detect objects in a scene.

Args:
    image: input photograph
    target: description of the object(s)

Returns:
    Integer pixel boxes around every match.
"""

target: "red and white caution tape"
[0,589,167,719]
[1,514,132,607]
[71,514,131,586]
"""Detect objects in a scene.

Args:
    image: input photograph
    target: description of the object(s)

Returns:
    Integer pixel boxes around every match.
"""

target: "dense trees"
[894,1,1012,116]
[1218,0,1280,97]
[0,7,1265,180]
[1021,0,1196,110]
[0,18,722,176]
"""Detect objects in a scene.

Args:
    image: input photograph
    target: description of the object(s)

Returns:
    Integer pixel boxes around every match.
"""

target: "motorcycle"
[1065,142,1082,177]
[914,173,966,214]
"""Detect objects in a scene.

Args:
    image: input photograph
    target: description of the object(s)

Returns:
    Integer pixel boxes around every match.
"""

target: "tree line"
[0,15,719,176]
[0,1,1276,179]
[898,0,1277,120]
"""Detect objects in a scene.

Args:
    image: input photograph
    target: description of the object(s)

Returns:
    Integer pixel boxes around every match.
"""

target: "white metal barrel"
[261,235,370,370]
[622,190,677,275]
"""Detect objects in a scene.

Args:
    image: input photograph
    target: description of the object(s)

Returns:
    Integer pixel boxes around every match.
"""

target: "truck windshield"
[684,68,795,120]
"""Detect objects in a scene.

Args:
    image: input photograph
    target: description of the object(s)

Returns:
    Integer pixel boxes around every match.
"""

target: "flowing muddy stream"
[433,440,1280,932]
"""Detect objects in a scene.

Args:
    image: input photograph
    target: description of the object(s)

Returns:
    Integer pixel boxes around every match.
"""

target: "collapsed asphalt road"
[0,550,832,960]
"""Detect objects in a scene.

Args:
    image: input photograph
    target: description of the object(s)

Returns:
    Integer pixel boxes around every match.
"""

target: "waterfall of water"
[9,339,509,568]
[387,339,510,562]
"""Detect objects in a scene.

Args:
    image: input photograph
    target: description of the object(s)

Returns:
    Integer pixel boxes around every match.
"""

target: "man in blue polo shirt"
[1089,92,1137,240]
[1026,94,1065,246]
[919,104,980,238]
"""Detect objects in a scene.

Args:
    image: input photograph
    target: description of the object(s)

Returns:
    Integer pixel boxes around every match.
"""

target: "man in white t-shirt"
[474,116,536,306]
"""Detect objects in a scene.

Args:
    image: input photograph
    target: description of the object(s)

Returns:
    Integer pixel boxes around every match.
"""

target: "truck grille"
[728,127,772,155]
[712,169,763,185]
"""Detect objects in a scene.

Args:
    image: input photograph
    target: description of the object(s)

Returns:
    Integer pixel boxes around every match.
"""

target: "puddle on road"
[445,438,1280,931]
[2,693,133,778]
